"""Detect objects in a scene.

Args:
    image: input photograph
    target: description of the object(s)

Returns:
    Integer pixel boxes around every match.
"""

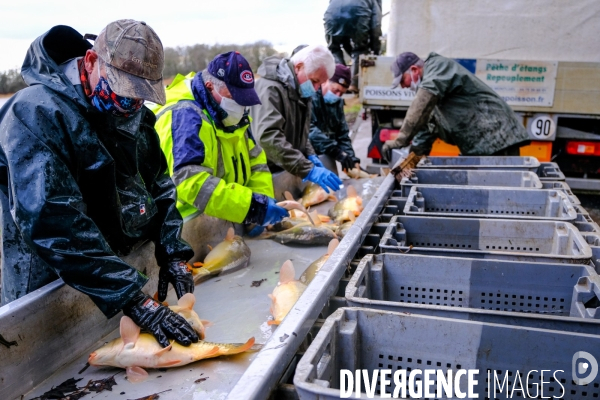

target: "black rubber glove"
[158,260,194,302]
[339,153,356,170]
[122,292,199,348]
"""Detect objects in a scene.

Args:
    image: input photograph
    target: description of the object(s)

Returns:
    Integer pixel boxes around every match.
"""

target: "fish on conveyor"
[268,260,307,326]
[268,210,331,232]
[328,185,363,223]
[277,191,315,225]
[262,218,337,246]
[168,293,210,340]
[191,227,251,283]
[88,314,255,383]
[345,167,377,179]
[300,182,337,207]
[299,239,339,285]
[333,212,356,239]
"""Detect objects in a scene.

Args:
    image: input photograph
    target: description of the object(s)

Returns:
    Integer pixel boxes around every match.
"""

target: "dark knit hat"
[330,64,351,88]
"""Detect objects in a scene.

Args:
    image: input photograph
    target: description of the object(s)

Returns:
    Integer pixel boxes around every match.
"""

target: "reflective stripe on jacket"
[154,72,273,223]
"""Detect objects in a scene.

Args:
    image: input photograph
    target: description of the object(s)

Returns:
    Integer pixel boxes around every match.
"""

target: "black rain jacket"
[0,25,193,317]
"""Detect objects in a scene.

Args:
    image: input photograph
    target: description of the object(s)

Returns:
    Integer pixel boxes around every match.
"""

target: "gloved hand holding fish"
[328,185,363,223]
[89,294,255,383]
[190,228,251,284]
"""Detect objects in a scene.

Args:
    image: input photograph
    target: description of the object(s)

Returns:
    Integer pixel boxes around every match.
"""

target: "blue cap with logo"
[208,51,261,106]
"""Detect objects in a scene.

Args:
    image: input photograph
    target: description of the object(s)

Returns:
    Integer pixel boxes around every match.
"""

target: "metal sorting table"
[11,178,386,400]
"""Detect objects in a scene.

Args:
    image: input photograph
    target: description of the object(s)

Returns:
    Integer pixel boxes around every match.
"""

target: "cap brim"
[391,75,402,89]
[105,63,166,105]
[227,85,261,107]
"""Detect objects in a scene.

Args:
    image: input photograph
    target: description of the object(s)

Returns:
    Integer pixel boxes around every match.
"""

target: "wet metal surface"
[22,178,379,400]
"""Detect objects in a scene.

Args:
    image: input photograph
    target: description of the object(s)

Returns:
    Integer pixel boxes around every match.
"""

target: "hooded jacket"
[250,57,316,178]
[309,88,359,164]
[324,0,382,42]
[0,25,193,317]
[153,72,273,224]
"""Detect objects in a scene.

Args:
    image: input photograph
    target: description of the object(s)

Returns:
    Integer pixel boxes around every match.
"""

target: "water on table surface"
[23,178,381,400]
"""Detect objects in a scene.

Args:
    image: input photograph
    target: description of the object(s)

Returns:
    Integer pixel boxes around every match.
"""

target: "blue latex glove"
[303,166,343,194]
[262,197,289,226]
[308,155,324,168]
[247,225,265,237]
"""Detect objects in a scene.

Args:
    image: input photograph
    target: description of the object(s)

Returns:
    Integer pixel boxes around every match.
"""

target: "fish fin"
[177,293,196,310]
[120,316,140,346]
[289,210,297,218]
[201,319,213,327]
[328,239,340,255]
[157,359,182,367]
[349,212,356,222]
[225,227,235,241]
[207,244,213,251]
[193,267,212,284]
[347,185,357,198]
[268,294,275,302]
[319,214,331,222]
[154,343,173,356]
[153,291,159,301]
[267,320,280,326]
[328,194,338,202]
[220,337,256,355]
[284,191,295,201]
[192,262,204,267]
[279,260,295,284]
[126,366,148,383]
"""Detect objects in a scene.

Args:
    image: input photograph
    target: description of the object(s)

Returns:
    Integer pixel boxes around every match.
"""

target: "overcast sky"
[0,0,390,72]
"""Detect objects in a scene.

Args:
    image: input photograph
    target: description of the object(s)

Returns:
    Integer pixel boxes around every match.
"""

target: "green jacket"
[412,53,529,155]
[153,72,274,224]
[250,57,316,178]
[309,89,359,164]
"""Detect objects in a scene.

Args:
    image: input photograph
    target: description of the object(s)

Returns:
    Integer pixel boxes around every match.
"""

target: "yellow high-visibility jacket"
[153,72,273,223]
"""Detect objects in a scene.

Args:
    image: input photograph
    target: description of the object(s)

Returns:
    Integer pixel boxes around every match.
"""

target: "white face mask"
[409,72,421,92]
[220,96,246,126]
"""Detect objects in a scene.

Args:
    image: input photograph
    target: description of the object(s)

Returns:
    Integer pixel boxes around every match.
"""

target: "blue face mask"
[299,79,316,98]
[90,77,143,118]
[323,90,341,104]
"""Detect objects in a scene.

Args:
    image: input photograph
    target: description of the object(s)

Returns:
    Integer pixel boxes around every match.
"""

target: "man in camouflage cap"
[0,20,199,349]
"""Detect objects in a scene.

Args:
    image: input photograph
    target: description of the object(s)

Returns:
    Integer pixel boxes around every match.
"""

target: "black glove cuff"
[243,193,268,225]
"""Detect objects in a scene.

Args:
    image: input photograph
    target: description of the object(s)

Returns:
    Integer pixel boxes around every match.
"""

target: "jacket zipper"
[231,156,239,183]
[240,152,247,183]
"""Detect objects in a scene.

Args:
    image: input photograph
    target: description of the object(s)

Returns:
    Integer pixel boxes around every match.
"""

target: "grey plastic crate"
[379,215,592,263]
[294,307,600,400]
[404,186,577,220]
[542,181,581,204]
[400,169,542,196]
[346,253,598,318]
[538,162,566,181]
[417,156,540,171]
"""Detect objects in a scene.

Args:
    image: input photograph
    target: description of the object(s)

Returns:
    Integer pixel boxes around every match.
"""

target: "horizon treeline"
[0,40,285,95]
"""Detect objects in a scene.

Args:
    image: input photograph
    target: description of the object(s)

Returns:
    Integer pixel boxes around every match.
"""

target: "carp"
[167,293,209,340]
[88,314,255,383]
[300,182,337,207]
[268,210,330,232]
[263,221,337,246]
[346,167,377,179]
[328,185,363,223]
[191,227,251,283]
[333,212,356,239]
[299,239,339,285]
[268,260,307,326]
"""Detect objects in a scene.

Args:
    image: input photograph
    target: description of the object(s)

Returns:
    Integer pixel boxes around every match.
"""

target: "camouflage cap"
[93,19,166,105]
